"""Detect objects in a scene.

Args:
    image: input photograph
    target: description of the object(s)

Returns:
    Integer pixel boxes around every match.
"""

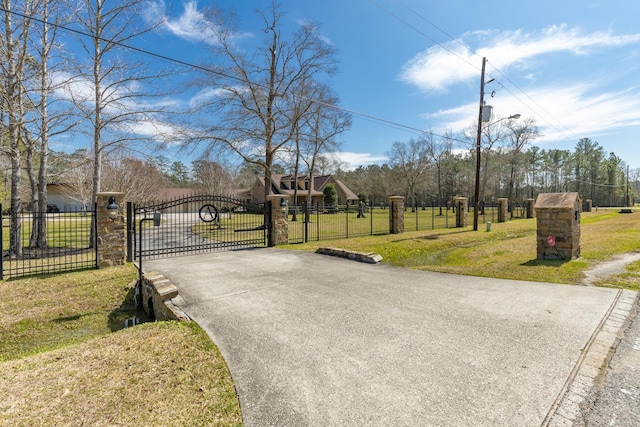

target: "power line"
[368,0,479,73]
[0,6,457,145]
[388,0,584,143]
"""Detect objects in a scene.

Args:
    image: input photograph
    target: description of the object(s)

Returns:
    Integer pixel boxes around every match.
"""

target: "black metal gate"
[128,195,268,263]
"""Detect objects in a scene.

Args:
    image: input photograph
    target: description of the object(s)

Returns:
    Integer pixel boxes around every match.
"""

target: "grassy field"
[285,209,640,289]
[0,266,243,427]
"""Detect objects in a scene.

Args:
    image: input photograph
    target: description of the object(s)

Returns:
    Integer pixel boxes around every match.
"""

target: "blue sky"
[66,0,640,169]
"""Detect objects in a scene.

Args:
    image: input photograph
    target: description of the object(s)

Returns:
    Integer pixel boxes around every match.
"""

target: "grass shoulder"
[0,266,243,426]
[284,211,640,289]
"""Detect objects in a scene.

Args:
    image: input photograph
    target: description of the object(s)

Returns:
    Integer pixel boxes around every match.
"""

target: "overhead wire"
[0,5,469,146]
[390,0,584,142]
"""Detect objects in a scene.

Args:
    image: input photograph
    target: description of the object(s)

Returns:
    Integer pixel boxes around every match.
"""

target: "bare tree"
[0,0,37,256]
[101,154,166,206]
[188,2,338,206]
[191,159,234,194]
[55,149,93,211]
[504,118,540,204]
[22,0,77,247]
[71,0,166,216]
[296,85,351,221]
[388,138,430,212]
[423,129,453,215]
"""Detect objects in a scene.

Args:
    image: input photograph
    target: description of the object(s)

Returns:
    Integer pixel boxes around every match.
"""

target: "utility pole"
[473,57,487,231]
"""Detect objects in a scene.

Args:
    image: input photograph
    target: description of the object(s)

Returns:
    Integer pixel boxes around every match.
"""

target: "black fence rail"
[288,202,385,244]
[288,201,513,243]
[1,205,97,279]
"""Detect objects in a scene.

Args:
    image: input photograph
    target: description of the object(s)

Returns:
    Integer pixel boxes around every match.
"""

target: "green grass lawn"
[285,209,640,289]
[0,265,243,426]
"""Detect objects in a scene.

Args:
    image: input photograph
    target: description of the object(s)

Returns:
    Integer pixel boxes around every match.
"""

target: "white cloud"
[334,151,388,169]
[428,83,640,146]
[400,25,640,92]
[147,0,251,45]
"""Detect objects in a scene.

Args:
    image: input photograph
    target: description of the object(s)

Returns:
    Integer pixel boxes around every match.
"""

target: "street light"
[472,58,521,231]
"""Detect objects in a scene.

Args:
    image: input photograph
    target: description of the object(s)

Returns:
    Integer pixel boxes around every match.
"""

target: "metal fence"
[1,205,97,279]
[288,203,385,243]
[288,201,507,244]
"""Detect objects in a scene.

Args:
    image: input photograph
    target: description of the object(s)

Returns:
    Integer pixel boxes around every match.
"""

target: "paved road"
[579,302,640,426]
[144,248,635,426]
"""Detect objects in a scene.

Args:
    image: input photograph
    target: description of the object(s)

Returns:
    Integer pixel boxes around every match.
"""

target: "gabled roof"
[255,174,358,200]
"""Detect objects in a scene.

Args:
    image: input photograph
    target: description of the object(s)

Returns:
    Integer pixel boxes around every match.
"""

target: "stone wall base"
[140,272,190,322]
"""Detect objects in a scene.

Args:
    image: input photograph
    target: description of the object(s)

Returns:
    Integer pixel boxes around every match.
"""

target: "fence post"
[267,195,289,246]
[303,201,309,243]
[126,202,134,262]
[96,192,126,267]
[388,196,405,234]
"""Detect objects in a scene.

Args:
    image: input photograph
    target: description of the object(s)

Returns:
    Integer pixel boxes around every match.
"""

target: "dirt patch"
[581,252,640,286]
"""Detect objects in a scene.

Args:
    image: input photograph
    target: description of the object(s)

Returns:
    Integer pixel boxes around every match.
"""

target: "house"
[47,184,86,212]
[244,174,359,206]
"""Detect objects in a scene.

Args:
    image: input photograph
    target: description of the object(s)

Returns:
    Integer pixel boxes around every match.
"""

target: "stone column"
[388,196,405,234]
[535,192,581,260]
[497,198,509,223]
[97,192,126,268]
[454,197,468,227]
[267,195,289,246]
[525,199,535,219]
[583,199,592,212]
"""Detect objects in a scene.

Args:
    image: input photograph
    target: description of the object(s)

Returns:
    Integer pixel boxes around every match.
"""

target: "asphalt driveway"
[143,248,635,426]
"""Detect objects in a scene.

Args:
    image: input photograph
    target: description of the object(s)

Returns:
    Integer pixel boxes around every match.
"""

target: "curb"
[315,247,382,264]
[544,289,638,426]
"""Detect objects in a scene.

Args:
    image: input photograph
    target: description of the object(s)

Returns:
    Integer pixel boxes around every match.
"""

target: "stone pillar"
[497,198,509,222]
[454,197,468,228]
[267,195,289,246]
[534,192,581,260]
[97,192,126,268]
[583,199,592,212]
[525,199,535,219]
[388,196,405,234]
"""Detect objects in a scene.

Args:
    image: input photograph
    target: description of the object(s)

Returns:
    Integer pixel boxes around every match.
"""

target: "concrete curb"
[315,247,382,264]
[545,289,638,426]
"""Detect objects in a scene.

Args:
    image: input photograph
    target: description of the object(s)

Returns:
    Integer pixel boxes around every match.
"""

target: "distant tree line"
[337,133,638,210]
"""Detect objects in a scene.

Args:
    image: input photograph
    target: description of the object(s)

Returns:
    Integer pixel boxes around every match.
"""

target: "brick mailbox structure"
[534,192,581,260]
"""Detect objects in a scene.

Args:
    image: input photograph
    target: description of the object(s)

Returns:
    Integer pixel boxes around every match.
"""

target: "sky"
[56,0,640,170]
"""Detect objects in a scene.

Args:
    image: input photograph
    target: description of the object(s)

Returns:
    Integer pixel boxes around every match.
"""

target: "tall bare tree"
[298,83,350,220]
[22,0,77,247]
[504,118,540,204]
[188,2,338,205]
[423,129,453,214]
[0,0,37,256]
[71,0,165,214]
[388,138,430,212]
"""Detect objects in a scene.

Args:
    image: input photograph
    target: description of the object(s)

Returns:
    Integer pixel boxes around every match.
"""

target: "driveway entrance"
[143,248,635,426]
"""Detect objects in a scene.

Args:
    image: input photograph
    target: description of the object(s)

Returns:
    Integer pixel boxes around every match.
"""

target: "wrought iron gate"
[128,195,268,263]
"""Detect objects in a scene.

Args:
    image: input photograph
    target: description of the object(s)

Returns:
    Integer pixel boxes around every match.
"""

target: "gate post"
[267,195,289,246]
[126,202,135,262]
[389,196,405,234]
[96,192,126,267]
